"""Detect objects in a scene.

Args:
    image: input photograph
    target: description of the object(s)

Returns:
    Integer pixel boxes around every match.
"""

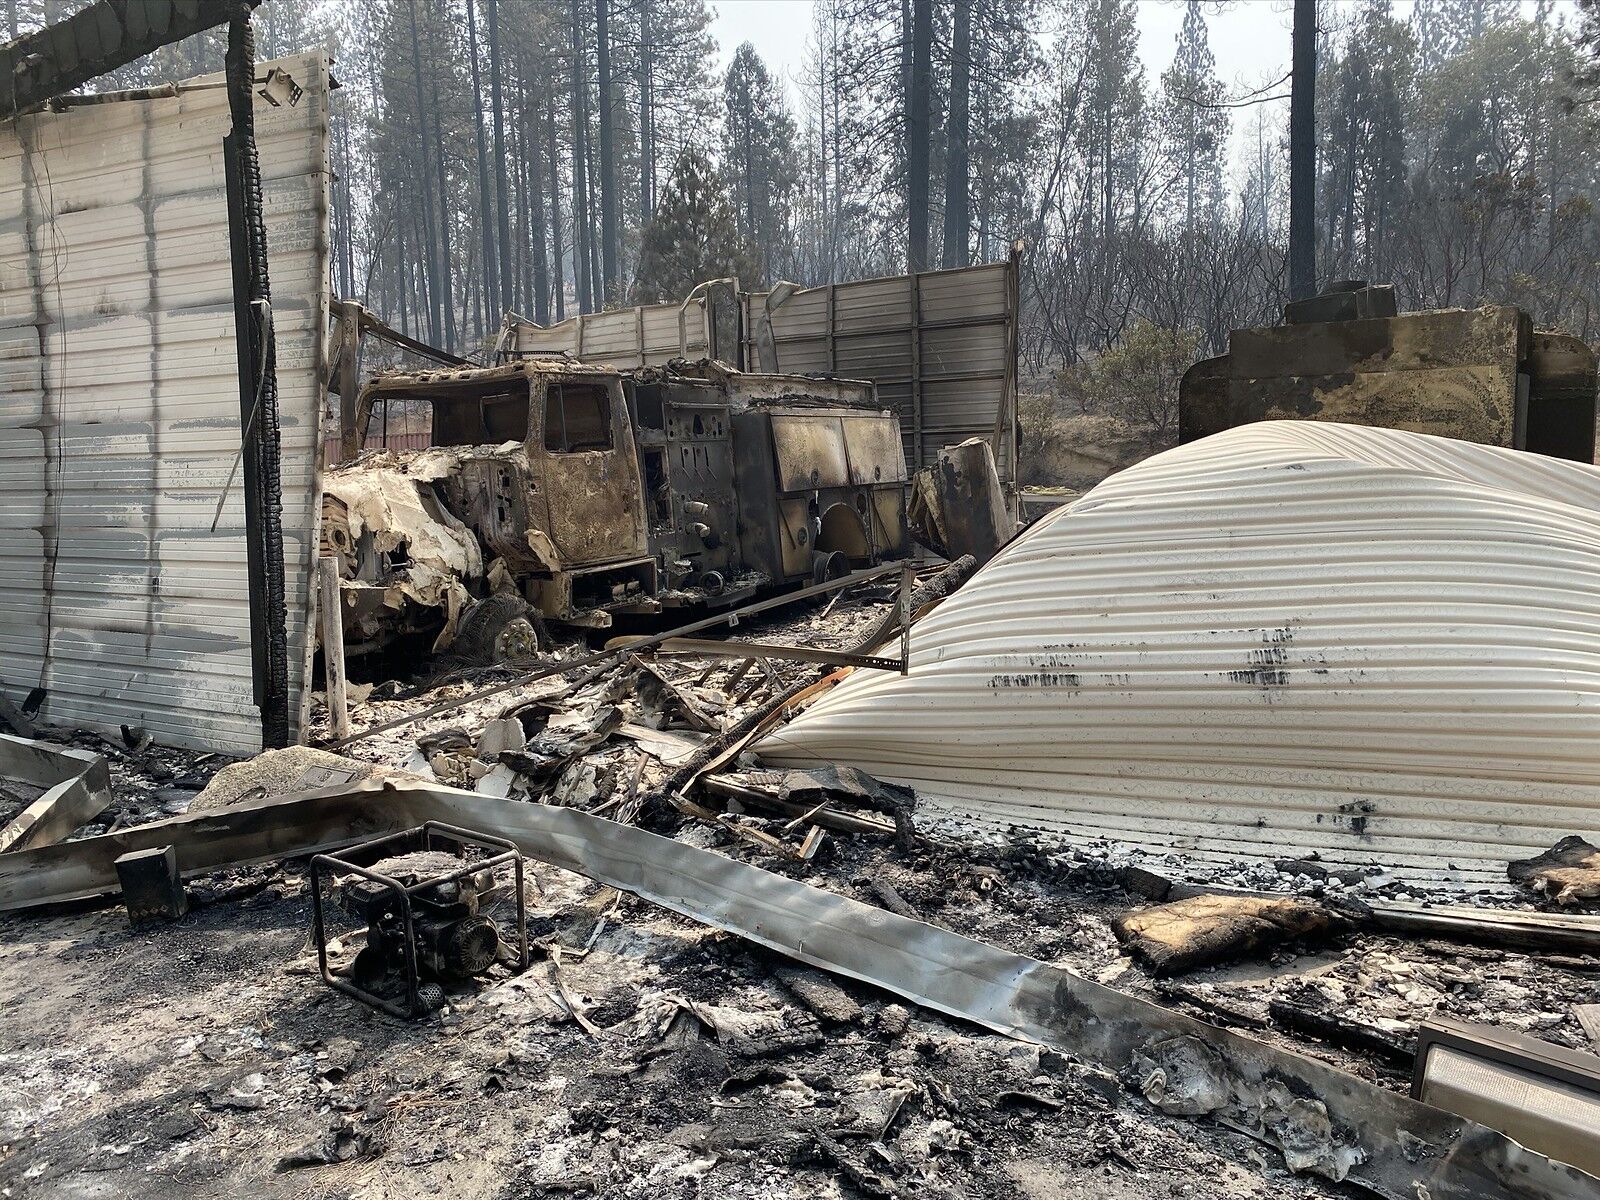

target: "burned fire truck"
[321,358,910,658]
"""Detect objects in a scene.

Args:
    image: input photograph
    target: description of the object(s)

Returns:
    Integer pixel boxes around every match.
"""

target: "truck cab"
[321,357,909,659]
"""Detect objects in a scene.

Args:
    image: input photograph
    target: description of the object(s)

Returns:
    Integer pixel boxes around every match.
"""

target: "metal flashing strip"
[0,733,111,853]
[0,780,1592,1199]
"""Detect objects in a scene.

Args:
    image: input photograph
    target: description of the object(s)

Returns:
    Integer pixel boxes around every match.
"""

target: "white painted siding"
[760,421,1600,881]
[0,54,330,755]
[505,259,1019,481]
[506,299,710,367]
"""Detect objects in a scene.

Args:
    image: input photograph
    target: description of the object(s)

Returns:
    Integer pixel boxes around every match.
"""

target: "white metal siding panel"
[767,287,829,338]
[918,262,1008,323]
[0,54,330,755]
[833,276,911,331]
[770,336,829,373]
[639,304,684,363]
[836,331,911,377]
[922,324,1008,379]
[766,264,1014,478]
[508,324,577,356]
[760,422,1600,881]
[583,309,644,358]
[507,300,709,366]
[512,262,1017,479]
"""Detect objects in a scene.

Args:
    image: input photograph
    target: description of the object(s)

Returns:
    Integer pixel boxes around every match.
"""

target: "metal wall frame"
[0,53,331,754]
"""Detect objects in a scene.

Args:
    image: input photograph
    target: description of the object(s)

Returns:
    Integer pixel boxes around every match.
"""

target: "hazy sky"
[705,1,1579,177]
[708,0,1296,94]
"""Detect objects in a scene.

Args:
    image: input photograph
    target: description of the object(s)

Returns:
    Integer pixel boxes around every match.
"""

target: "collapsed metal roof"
[760,420,1600,881]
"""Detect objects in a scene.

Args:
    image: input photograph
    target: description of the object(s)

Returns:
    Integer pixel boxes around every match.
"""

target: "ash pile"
[7,429,1600,1197]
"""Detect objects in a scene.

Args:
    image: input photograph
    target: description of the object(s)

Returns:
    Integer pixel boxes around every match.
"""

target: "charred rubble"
[5,572,1600,1199]
[3,9,1596,1194]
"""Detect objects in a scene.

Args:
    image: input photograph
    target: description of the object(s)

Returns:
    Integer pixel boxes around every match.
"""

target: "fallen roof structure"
[760,420,1600,881]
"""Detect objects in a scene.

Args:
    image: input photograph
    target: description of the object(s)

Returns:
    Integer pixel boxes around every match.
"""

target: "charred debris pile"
[8,350,1600,1192]
[5,534,1600,1197]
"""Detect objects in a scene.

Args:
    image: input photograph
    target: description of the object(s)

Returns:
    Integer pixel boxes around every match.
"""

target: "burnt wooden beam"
[0,0,262,121]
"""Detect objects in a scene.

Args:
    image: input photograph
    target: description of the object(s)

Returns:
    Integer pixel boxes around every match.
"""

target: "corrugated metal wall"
[507,299,710,366]
[0,53,330,755]
[502,255,1019,482]
[745,258,1018,479]
[760,421,1600,882]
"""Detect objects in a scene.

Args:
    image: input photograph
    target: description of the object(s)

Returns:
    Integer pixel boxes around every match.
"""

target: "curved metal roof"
[760,421,1600,881]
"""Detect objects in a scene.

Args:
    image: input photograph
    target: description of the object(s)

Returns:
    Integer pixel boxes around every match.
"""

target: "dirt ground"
[3,585,1598,1199]
[0,853,1332,1200]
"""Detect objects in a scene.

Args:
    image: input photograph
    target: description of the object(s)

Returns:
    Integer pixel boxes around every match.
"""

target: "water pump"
[310,823,528,1017]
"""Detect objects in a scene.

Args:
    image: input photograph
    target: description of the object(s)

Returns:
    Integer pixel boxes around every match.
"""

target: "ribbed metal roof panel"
[760,421,1600,880]
[0,53,330,755]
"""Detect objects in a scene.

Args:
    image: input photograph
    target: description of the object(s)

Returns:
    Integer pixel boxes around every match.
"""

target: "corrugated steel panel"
[767,286,828,337]
[770,336,829,373]
[760,421,1600,881]
[833,275,911,331]
[505,299,710,368]
[0,54,330,755]
[918,261,1009,323]
[508,256,1019,481]
[756,259,1018,479]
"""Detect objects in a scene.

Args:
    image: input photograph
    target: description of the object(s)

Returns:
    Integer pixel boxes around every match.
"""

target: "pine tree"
[905,0,934,270]
[1318,3,1415,283]
[1080,0,1146,242]
[721,44,802,284]
[941,0,973,268]
[632,148,759,302]
[1158,0,1228,237]
[966,0,1043,265]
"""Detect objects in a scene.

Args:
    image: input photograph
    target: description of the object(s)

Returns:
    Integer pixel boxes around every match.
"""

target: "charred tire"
[453,594,544,665]
[811,550,850,587]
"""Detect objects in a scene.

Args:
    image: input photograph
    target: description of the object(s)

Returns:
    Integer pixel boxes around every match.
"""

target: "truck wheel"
[454,594,544,665]
[811,550,849,586]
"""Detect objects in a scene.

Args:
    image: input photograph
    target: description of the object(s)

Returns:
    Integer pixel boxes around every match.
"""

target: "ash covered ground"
[2,584,1597,1199]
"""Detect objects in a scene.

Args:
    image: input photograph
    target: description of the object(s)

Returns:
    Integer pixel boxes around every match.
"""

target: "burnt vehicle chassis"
[322,357,910,657]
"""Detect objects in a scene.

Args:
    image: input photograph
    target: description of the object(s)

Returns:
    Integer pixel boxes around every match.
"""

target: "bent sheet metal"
[0,779,1593,1200]
[760,421,1600,881]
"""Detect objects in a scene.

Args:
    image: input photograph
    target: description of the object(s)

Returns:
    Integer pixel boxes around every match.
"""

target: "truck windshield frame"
[355,380,535,451]
[544,381,614,453]
[432,382,532,446]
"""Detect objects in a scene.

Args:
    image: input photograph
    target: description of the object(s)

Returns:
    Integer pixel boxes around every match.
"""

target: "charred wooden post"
[317,558,351,740]
[224,9,289,749]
